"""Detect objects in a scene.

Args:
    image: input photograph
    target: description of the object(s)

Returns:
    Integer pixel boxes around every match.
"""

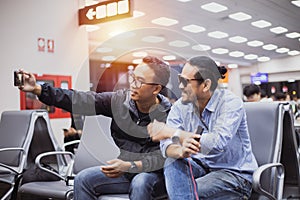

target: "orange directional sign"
[78,0,133,25]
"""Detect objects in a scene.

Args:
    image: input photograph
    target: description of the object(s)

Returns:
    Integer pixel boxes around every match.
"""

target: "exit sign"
[78,0,133,25]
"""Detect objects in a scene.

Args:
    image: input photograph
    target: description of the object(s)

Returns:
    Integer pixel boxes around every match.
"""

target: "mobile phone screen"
[14,71,23,86]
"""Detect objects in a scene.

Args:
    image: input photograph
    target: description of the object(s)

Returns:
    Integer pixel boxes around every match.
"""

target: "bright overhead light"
[291,0,300,7]
[133,10,145,18]
[208,31,229,39]
[211,48,229,54]
[247,40,264,47]
[229,51,245,57]
[244,54,258,60]
[102,56,116,61]
[151,17,178,26]
[251,20,272,28]
[96,47,113,53]
[201,2,228,13]
[141,36,165,43]
[262,44,278,50]
[228,64,238,69]
[229,36,248,43]
[270,26,288,34]
[132,51,148,57]
[132,59,143,64]
[285,32,300,38]
[182,24,206,33]
[163,55,176,61]
[276,48,289,53]
[168,40,190,47]
[257,56,270,62]
[85,25,100,32]
[228,12,252,21]
[288,50,300,56]
[192,44,211,51]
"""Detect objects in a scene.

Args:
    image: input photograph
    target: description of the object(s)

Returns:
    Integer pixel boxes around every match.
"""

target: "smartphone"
[194,126,203,142]
[14,71,24,86]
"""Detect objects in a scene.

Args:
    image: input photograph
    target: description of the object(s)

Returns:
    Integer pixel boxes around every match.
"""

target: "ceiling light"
[96,47,113,53]
[208,31,229,39]
[109,30,126,37]
[288,50,300,56]
[85,25,100,32]
[270,26,288,34]
[247,40,264,47]
[228,64,238,69]
[132,59,143,64]
[229,36,248,43]
[244,54,258,60]
[151,17,178,26]
[276,48,289,53]
[251,20,272,28]
[229,51,245,57]
[291,0,300,7]
[285,32,300,38]
[211,48,229,54]
[132,51,148,57]
[168,40,190,47]
[192,44,211,51]
[228,12,252,21]
[182,24,206,33]
[133,10,145,18]
[177,0,192,2]
[163,55,176,61]
[102,56,116,61]
[141,36,165,43]
[257,56,270,62]
[262,44,277,50]
[201,2,228,13]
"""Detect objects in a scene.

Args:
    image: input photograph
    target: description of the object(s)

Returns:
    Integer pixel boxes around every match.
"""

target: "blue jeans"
[164,158,252,200]
[74,166,166,200]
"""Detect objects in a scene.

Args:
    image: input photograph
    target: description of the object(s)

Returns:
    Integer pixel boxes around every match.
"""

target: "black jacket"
[38,84,172,173]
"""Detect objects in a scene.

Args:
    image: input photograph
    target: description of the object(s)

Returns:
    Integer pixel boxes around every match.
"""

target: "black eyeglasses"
[129,73,158,89]
[178,74,203,87]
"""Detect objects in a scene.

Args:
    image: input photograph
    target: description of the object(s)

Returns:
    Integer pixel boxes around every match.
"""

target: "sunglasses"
[178,74,203,87]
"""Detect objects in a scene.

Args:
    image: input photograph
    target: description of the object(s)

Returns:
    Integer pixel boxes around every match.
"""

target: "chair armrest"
[63,140,80,149]
[35,151,75,181]
[252,163,285,200]
[0,147,26,174]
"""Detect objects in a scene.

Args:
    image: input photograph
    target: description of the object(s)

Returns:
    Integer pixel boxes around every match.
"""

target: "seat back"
[73,115,120,174]
[244,102,284,198]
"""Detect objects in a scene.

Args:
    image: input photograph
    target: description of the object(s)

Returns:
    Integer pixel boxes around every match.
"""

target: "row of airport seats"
[0,102,300,200]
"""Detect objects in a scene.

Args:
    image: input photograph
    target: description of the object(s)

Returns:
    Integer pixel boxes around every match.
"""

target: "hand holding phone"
[194,126,203,142]
[14,71,24,87]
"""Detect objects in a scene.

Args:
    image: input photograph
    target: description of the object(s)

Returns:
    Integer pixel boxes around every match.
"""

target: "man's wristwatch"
[171,129,181,144]
[129,161,138,173]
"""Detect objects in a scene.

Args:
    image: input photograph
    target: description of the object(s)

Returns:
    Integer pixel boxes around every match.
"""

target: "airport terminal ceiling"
[86,0,300,67]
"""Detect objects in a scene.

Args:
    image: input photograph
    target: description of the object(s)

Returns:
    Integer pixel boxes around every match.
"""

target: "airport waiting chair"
[0,110,62,200]
[244,102,285,200]
[18,115,121,200]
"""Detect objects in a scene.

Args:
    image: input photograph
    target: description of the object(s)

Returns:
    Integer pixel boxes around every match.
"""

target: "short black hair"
[142,56,170,87]
[188,56,227,91]
[243,84,261,98]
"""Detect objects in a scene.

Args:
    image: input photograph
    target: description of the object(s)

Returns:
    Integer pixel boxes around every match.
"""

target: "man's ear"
[153,85,162,95]
[203,79,211,92]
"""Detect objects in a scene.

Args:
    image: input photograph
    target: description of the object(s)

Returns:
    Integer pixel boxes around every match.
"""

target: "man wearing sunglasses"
[17,56,171,200]
[148,56,258,199]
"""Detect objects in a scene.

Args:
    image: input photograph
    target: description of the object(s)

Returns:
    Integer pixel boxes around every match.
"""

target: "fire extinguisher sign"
[37,38,54,53]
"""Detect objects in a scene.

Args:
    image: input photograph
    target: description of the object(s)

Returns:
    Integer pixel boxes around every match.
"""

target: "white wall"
[0,0,90,145]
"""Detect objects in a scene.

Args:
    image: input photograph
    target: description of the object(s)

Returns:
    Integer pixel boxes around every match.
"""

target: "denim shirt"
[160,89,258,182]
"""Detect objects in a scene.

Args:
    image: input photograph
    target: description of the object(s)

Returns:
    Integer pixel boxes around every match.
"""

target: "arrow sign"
[86,8,96,20]
[78,0,133,25]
